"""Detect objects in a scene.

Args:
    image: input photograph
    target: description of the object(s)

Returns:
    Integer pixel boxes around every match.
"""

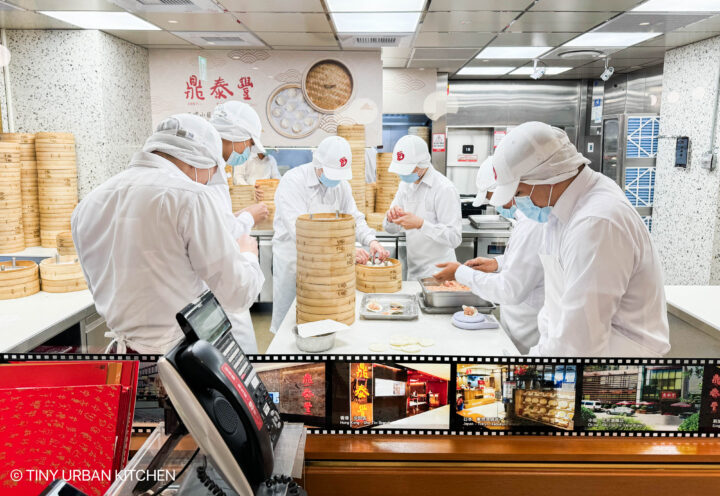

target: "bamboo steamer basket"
[365,183,376,213]
[0,133,36,144]
[35,132,75,141]
[337,125,366,213]
[254,202,275,231]
[295,212,356,325]
[356,258,402,293]
[0,158,24,252]
[366,212,385,231]
[255,178,279,198]
[229,185,255,212]
[56,231,76,256]
[303,60,354,113]
[39,257,87,293]
[0,260,40,299]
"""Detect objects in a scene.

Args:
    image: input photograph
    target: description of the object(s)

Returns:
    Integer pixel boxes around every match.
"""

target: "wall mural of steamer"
[266,59,355,139]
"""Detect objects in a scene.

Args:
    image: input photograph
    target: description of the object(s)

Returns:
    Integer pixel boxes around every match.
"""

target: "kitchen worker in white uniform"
[270,136,390,333]
[488,121,669,357]
[234,152,281,202]
[434,156,545,354]
[383,134,462,281]
[209,100,271,353]
[365,146,377,183]
[72,114,263,354]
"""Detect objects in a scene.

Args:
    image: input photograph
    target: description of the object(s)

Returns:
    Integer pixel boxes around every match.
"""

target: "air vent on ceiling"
[172,31,266,48]
[110,0,222,13]
[339,34,412,49]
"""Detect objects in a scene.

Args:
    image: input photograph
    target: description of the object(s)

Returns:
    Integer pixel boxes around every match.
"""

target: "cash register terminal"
[156,290,286,496]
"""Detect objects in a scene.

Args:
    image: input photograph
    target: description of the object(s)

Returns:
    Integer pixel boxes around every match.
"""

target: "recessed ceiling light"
[633,0,720,12]
[558,49,605,58]
[476,46,552,59]
[457,66,516,75]
[331,12,421,33]
[327,0,425,11]
[168,20,179,24]
[564,32,661,47]
[207,41,215,45]
[510,66,572,75]
[39,11,160,30]
[639,22,650,25]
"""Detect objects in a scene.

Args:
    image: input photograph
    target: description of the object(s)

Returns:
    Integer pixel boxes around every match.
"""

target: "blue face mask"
[496,204,517,220]
[400,172,420,183]
[227,145,251,166]
[319,173,341,188]
[514,185,553,223]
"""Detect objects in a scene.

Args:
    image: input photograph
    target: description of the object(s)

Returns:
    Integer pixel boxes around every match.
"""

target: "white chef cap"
[472,156,496,207]
[210,100,266,154]
[388,135,432,175]
[144,113,224,170]
[312,136,352,181]
[489,122,590,207]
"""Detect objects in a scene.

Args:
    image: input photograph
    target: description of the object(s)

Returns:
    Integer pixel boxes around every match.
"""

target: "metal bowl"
[292,326,336,353]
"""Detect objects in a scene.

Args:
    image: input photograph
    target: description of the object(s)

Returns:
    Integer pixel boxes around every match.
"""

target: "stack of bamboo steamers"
[255,179,279,230]
[0,140,23,252]
[296,213,356,326]
[336,124,366,214]
[374,152,399,214]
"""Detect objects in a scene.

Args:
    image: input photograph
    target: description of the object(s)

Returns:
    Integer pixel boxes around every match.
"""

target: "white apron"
[500,303,540,355]
[537,253,661,357]
[404,191,456,281]
[270,198,340,333]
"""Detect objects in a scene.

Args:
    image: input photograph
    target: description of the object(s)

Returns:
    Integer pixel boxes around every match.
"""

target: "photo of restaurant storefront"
[455,364,576,431]
[581,365,703,431]
[330,362,450,430]
[254,362,327,426]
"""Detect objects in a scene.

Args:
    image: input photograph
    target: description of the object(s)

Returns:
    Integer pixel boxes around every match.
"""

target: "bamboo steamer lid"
[304,60,354,112]
[0,133,35,144]
[296,212,354,230]
[0,260,40,299]
[39,257,87,293]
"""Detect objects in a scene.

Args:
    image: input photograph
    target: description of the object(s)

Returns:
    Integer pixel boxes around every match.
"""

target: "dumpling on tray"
[365,300,382,312]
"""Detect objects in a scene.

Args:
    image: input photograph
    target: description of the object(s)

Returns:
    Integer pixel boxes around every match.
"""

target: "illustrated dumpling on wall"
[266,83,321,139]
[280,118,290,129]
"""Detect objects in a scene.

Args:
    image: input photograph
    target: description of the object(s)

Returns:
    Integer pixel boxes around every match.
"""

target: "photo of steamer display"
[303,59,354,113]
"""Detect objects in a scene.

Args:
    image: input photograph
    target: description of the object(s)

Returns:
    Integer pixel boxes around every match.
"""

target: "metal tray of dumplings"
[359,293,419,320]
[417,293,495,315]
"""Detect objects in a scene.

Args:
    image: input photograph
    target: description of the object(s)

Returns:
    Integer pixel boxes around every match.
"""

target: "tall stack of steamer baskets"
[374,152,399,214]
[295,213,356,326]
[0,140,23,252]
[336,125,366,214]
[35,132,78,248]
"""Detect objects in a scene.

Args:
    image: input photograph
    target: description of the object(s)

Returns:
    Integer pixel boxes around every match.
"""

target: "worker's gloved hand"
[369,240,389,261]
[356,248,370,265]
[465,257,498,273]
[239,203,269,225]
[394,213,424,230]
[237,234,258,257]
[254,185,265,202]
[433,261,461,283]
[386,206,406,223]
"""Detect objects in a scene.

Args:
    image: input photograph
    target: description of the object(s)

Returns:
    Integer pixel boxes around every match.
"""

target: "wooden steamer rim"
[302,59,354,114]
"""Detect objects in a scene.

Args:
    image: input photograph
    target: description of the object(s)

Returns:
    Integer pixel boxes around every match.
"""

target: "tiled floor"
[250,303,275,353]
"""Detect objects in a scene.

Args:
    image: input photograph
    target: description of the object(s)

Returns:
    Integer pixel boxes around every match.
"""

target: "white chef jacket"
[207,169,255,238]
[71,151,264,355]
[364,147,377,183]
[270,162,378,333]
[455,211,544,354]
[382,165,462,281]
[233,153,281,185]
[530,165,670,357]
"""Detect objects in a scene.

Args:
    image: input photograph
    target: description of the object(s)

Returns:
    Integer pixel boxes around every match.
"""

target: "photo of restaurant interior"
[254,362,327,426]
[330,362,449,430]
[456,364,577,431]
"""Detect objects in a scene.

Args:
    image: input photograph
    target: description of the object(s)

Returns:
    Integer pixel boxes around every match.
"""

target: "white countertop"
[266,281,520,356]
[665,285,720,332]
[0,246,58,258]
[0,290,94,352]
[372,404,450,430]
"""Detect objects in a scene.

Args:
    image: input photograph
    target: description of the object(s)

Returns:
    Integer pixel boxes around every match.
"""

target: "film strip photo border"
[2,353,719,438]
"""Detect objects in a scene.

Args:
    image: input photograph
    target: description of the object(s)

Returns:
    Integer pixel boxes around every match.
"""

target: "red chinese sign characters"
[238,76,254,100]
[185,75,205,101]
[350,363,373,429]
[210,77,234,99]
[302,373,314,415]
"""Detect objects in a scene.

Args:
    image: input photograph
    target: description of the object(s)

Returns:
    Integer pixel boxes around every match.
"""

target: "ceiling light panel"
[457,66,516,75]
[564,31,662,47]
[594,12,712,32]
[39,11,160,29]
[633,0,720,12]
[331,12,421,33]
[172,31,265,47]
[327,0,425,11]
[477,46,552,59]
